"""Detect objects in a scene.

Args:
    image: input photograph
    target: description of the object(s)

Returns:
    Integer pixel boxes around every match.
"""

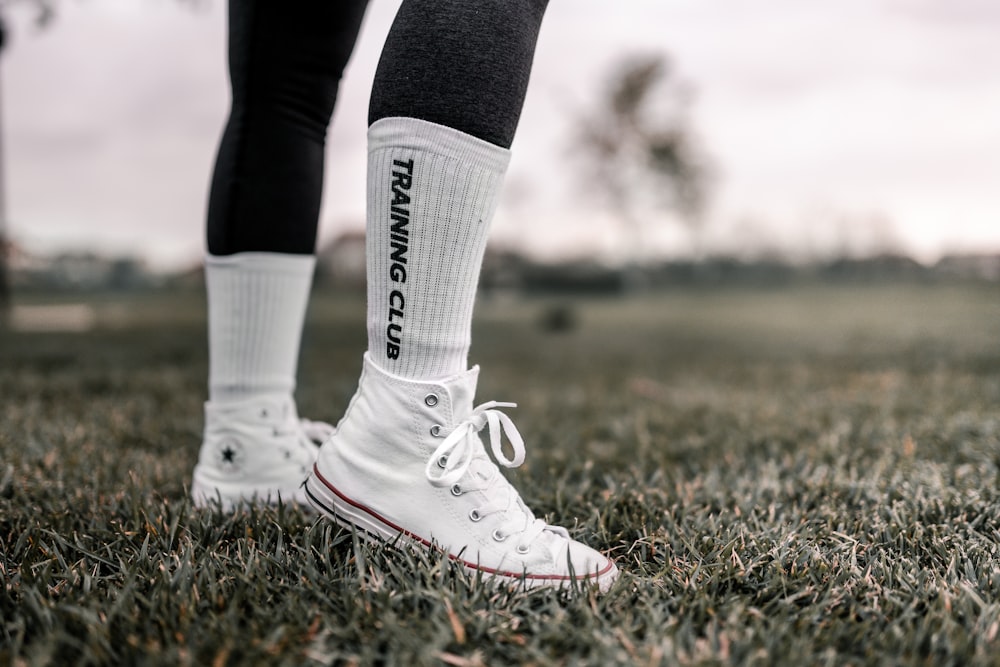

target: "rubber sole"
[304,464,619,592]
[190,468,312,512]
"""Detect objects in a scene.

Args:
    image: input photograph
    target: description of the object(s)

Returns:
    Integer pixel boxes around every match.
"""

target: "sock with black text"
[365,117,510,380]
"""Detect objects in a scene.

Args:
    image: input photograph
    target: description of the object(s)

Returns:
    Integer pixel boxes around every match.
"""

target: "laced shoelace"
[299,418,335,445]
[424,402,569,552]
[256,404,333,464]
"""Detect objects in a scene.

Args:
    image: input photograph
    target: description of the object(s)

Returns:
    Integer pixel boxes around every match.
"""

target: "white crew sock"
[206,252,315,404]
[366,117,510,380]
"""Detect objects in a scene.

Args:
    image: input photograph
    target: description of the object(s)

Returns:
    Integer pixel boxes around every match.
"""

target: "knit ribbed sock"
[206,252,315,403]
[366,117,510,380]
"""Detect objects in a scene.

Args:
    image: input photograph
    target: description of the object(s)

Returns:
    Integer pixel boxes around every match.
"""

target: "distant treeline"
[474,252,1000,294]
[8,248,999,294]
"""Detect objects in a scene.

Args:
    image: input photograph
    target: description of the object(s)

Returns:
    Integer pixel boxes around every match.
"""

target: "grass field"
[2,283,1000,666]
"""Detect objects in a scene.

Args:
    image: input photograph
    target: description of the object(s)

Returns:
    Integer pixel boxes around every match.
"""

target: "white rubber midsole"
[303,467,423,544]
[304,465,619,591]
[191,468,311,511]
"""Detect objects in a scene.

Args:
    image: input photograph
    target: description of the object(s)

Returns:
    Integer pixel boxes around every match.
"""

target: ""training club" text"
[386,158,414,360]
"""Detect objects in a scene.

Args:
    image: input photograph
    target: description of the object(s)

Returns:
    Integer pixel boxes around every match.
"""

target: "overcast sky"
[3,0,999,268]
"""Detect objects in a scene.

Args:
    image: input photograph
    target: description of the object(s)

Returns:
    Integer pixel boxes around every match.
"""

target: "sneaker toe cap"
[563,539,619,591]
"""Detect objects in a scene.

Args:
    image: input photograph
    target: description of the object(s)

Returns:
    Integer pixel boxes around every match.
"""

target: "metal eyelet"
[424,393,439,407]
[436,455,448,468]
[430,424,443,437]
[492,529,507,542]
[450,484,462,496]
[469,509,482,522]
[516,544,530,554]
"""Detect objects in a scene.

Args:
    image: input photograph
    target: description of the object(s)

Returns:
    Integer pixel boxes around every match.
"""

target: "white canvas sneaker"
[305,354,619,592]
[192,395,333,511]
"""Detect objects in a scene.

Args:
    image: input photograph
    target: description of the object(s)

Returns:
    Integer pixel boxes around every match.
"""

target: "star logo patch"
[217,438,245,472]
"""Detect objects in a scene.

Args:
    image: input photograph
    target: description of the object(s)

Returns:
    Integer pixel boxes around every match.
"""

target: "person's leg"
[307,0,618,591]
[364,0,545,380]
[192,0,369,510]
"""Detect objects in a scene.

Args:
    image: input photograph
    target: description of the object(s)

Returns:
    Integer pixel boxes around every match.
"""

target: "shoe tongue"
[537,528,567,561]
[468,454,537,532]
[445,365,480,422]
[210,394,297,424]
[468,453,495,481]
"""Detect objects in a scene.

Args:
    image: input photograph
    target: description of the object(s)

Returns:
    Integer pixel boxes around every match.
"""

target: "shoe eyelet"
[437,455,448,468]
[492,529,507,542]
[469,509,482,522]
[424,393,439,407]
[450,484,462,496]
[430,424,443,437]
[516,544,530,555]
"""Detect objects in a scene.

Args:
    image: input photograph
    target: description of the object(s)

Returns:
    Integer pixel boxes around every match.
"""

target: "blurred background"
[0,0,998,326]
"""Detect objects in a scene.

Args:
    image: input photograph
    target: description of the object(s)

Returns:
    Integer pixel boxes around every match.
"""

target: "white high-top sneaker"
[192,395,333,511]
[305,354,619,592]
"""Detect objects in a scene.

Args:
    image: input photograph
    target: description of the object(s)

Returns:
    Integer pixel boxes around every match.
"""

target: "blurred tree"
[0,0,200,327]
[0,13,9,328]
[0,0,53,28]
[574,53,711,268]
[0,0,202,26]
[0,2,59,328]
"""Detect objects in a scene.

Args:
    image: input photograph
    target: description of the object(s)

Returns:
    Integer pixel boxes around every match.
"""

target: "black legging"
[207,0,549,257]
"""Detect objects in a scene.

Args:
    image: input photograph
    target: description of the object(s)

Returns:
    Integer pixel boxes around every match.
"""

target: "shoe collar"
[204,394,298,424]
[361,352,479,423]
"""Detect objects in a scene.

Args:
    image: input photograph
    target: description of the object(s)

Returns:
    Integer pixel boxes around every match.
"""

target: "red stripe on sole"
[311,464,615,583]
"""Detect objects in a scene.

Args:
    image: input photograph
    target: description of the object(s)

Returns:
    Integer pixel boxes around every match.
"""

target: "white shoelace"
[208,399,329,472]
[278,418,333,466]
[252,406,332,464]
[424,402,568,550]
